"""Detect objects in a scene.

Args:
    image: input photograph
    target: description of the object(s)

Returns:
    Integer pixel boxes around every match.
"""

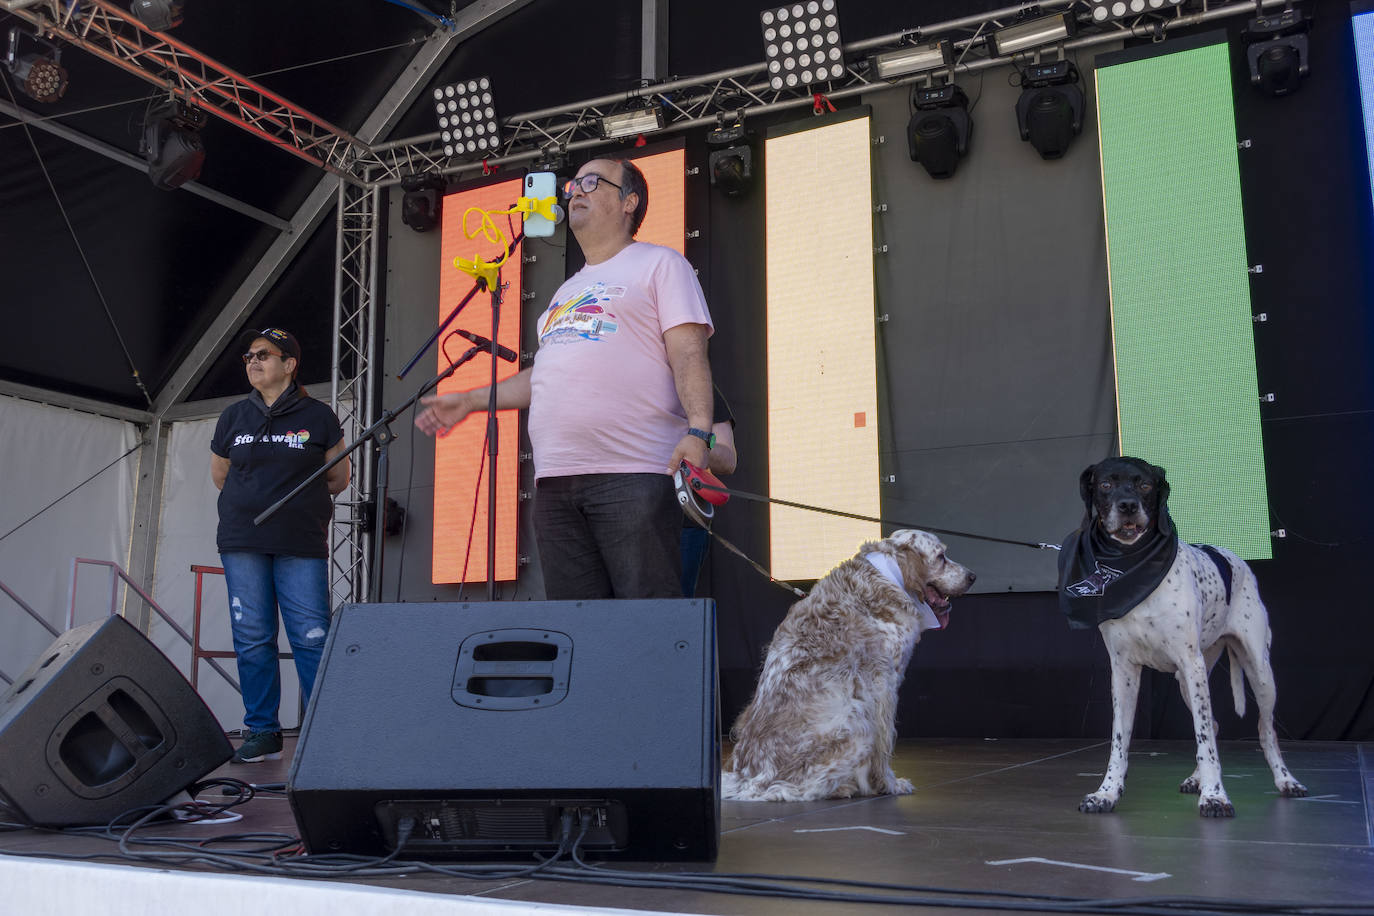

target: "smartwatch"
[686,427,715,449]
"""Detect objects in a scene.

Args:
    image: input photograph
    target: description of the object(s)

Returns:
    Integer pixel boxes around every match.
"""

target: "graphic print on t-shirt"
[231,429,311,450]
[539,281,624,346]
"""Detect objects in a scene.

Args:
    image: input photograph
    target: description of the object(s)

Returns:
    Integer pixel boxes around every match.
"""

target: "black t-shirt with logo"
[211,385,344,558]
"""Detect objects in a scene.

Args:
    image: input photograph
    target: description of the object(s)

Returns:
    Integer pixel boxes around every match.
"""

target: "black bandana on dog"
[1058,459,1179,629]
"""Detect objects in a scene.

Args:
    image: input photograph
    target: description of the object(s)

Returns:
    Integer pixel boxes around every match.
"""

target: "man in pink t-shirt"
[415,157,715,599]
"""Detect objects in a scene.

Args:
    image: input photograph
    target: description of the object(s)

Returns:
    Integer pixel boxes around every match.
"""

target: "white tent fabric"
[0,396,138,682]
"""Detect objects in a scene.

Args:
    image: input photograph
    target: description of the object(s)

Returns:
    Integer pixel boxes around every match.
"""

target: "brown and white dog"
[723,530,975,802]
[1064,457,1306,817]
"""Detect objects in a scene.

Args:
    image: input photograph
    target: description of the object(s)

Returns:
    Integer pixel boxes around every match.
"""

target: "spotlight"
[140,98,206,189]
[5,27,67,104]
[599,106,664,140]
[1243,7,1311,97]
[986,11,1074,58]
[400,173,447,233]
[761,0,845,92]
[868,39,951,81]
[907,83,971,180]
[129,0,184,31]
[1087,0,1183,25]
[1015,60,1083,160]
[707,123,754,197]
[432,76,500,159]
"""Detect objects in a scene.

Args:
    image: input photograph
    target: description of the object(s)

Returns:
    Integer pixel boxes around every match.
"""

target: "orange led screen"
[432,179,524,583]
[625,146,685,253]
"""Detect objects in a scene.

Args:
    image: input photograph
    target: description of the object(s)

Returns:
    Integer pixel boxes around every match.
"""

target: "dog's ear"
[1151,464,1173,537]
[1078,465,1097,528]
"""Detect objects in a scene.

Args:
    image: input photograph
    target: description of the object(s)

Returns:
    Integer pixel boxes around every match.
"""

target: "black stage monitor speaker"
[0,615,232,826]
[288,600,719,861]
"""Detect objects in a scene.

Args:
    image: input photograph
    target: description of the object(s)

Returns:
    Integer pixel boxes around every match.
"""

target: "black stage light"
[1016,60,1083,160]
[140,98,206,189]
[907,83,971,180]
[706,123,754,197]
[5,27,67,103]
[400,173,447,233]
[1243,6,1311,97]
[130,0,184,31]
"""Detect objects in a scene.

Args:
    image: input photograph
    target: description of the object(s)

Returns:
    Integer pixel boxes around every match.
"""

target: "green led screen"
[1095,37,1271,559]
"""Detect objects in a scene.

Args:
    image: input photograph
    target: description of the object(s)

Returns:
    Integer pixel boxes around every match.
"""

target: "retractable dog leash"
[674,461,1061,599]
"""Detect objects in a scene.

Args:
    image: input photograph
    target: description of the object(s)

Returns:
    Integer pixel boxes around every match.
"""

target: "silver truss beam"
[359,0,1280,188]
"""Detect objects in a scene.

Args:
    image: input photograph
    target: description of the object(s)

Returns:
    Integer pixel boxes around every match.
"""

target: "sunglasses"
[242,349,286,364]
[561,173,622,198]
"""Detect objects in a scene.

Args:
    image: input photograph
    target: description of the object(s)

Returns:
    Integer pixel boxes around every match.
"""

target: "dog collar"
[864,553,943,632]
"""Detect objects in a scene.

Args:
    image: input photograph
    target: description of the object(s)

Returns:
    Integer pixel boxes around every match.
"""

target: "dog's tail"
[1227,644,1247,719]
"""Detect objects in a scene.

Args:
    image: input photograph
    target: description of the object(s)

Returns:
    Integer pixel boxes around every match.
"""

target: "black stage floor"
[2,736,1371,915]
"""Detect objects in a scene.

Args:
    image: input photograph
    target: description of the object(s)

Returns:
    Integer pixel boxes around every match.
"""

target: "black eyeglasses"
[242,349,286,364]
[561,173,622,198]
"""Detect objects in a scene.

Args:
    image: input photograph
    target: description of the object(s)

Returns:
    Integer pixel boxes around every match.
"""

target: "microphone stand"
[254,344,484,604]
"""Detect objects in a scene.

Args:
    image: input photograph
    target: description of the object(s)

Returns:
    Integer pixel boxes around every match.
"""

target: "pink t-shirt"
[529,241,713,479]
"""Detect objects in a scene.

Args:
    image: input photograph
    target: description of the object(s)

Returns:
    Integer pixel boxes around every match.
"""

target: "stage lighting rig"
[1087,0,1183,24]
[907,82,971,180]
[400,173,447,233]
[433,77,500,159]
[140,97,206,189]
[1243,6,1311,97]
[5,27,67,104]
[986,11,1074,59]
[1015,60,1083,160]
[707,123,754,197]
[868,38,951,81]
[761,0,845,92]
[130,0,184,31]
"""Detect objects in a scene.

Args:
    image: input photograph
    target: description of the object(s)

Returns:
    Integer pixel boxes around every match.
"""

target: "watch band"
[686,427,714,449]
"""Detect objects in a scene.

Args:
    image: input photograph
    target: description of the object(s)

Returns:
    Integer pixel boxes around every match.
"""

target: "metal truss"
[330,178,381,606]
[356,0,1281,188]
[5,0,364,178]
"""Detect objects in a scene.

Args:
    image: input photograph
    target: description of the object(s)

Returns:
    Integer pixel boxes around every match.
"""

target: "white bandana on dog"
[864,552,943,632]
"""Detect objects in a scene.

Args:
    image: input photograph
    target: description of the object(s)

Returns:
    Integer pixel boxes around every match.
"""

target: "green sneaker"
[232,730,283,763]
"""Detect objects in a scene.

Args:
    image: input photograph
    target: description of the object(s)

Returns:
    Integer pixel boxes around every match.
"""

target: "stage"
[2,736,1370,915]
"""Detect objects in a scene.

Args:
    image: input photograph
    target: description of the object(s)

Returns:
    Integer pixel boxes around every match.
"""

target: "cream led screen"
[764,111,881,579]
[1095,38,1271,558]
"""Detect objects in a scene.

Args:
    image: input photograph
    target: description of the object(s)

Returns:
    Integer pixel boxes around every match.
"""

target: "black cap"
[244,327,301,362]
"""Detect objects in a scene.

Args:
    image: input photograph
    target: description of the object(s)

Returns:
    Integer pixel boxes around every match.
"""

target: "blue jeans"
[680,524,709,597]
[534,473,682,600]
[220,552,330,733]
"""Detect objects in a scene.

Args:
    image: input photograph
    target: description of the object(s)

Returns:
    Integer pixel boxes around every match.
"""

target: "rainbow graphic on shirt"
[539,281,622,345]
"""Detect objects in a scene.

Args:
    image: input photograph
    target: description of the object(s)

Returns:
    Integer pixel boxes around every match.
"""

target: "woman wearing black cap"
[209,328,349,763]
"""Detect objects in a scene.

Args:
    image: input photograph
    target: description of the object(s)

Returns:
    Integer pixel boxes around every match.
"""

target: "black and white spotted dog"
[1059,457,1306,817]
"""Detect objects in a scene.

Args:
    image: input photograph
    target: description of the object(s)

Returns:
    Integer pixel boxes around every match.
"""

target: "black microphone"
[455,329,518,363]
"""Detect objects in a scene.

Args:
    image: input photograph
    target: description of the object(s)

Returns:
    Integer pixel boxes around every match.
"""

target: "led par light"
[869,39,951,81]
[986,11,1074,58]
[1088,0,1183,25]
[5,27,66,103]
[761,0,845,92]
[907,83,971,179]
[433,77,499,159]
[1016,60,1083,159]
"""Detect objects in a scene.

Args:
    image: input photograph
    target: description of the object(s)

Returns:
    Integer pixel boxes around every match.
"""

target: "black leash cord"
[693,482,1061,552]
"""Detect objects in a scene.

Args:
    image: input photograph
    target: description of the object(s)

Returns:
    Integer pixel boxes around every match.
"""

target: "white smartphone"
[523,171,558,238]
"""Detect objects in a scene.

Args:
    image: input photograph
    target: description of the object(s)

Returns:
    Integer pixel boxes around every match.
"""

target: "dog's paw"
[1198,796,1235,817]
[1078,793,1117,814]
[1278,780,1308,798]
[1179,776,1201,794]
[888,777,914,796]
